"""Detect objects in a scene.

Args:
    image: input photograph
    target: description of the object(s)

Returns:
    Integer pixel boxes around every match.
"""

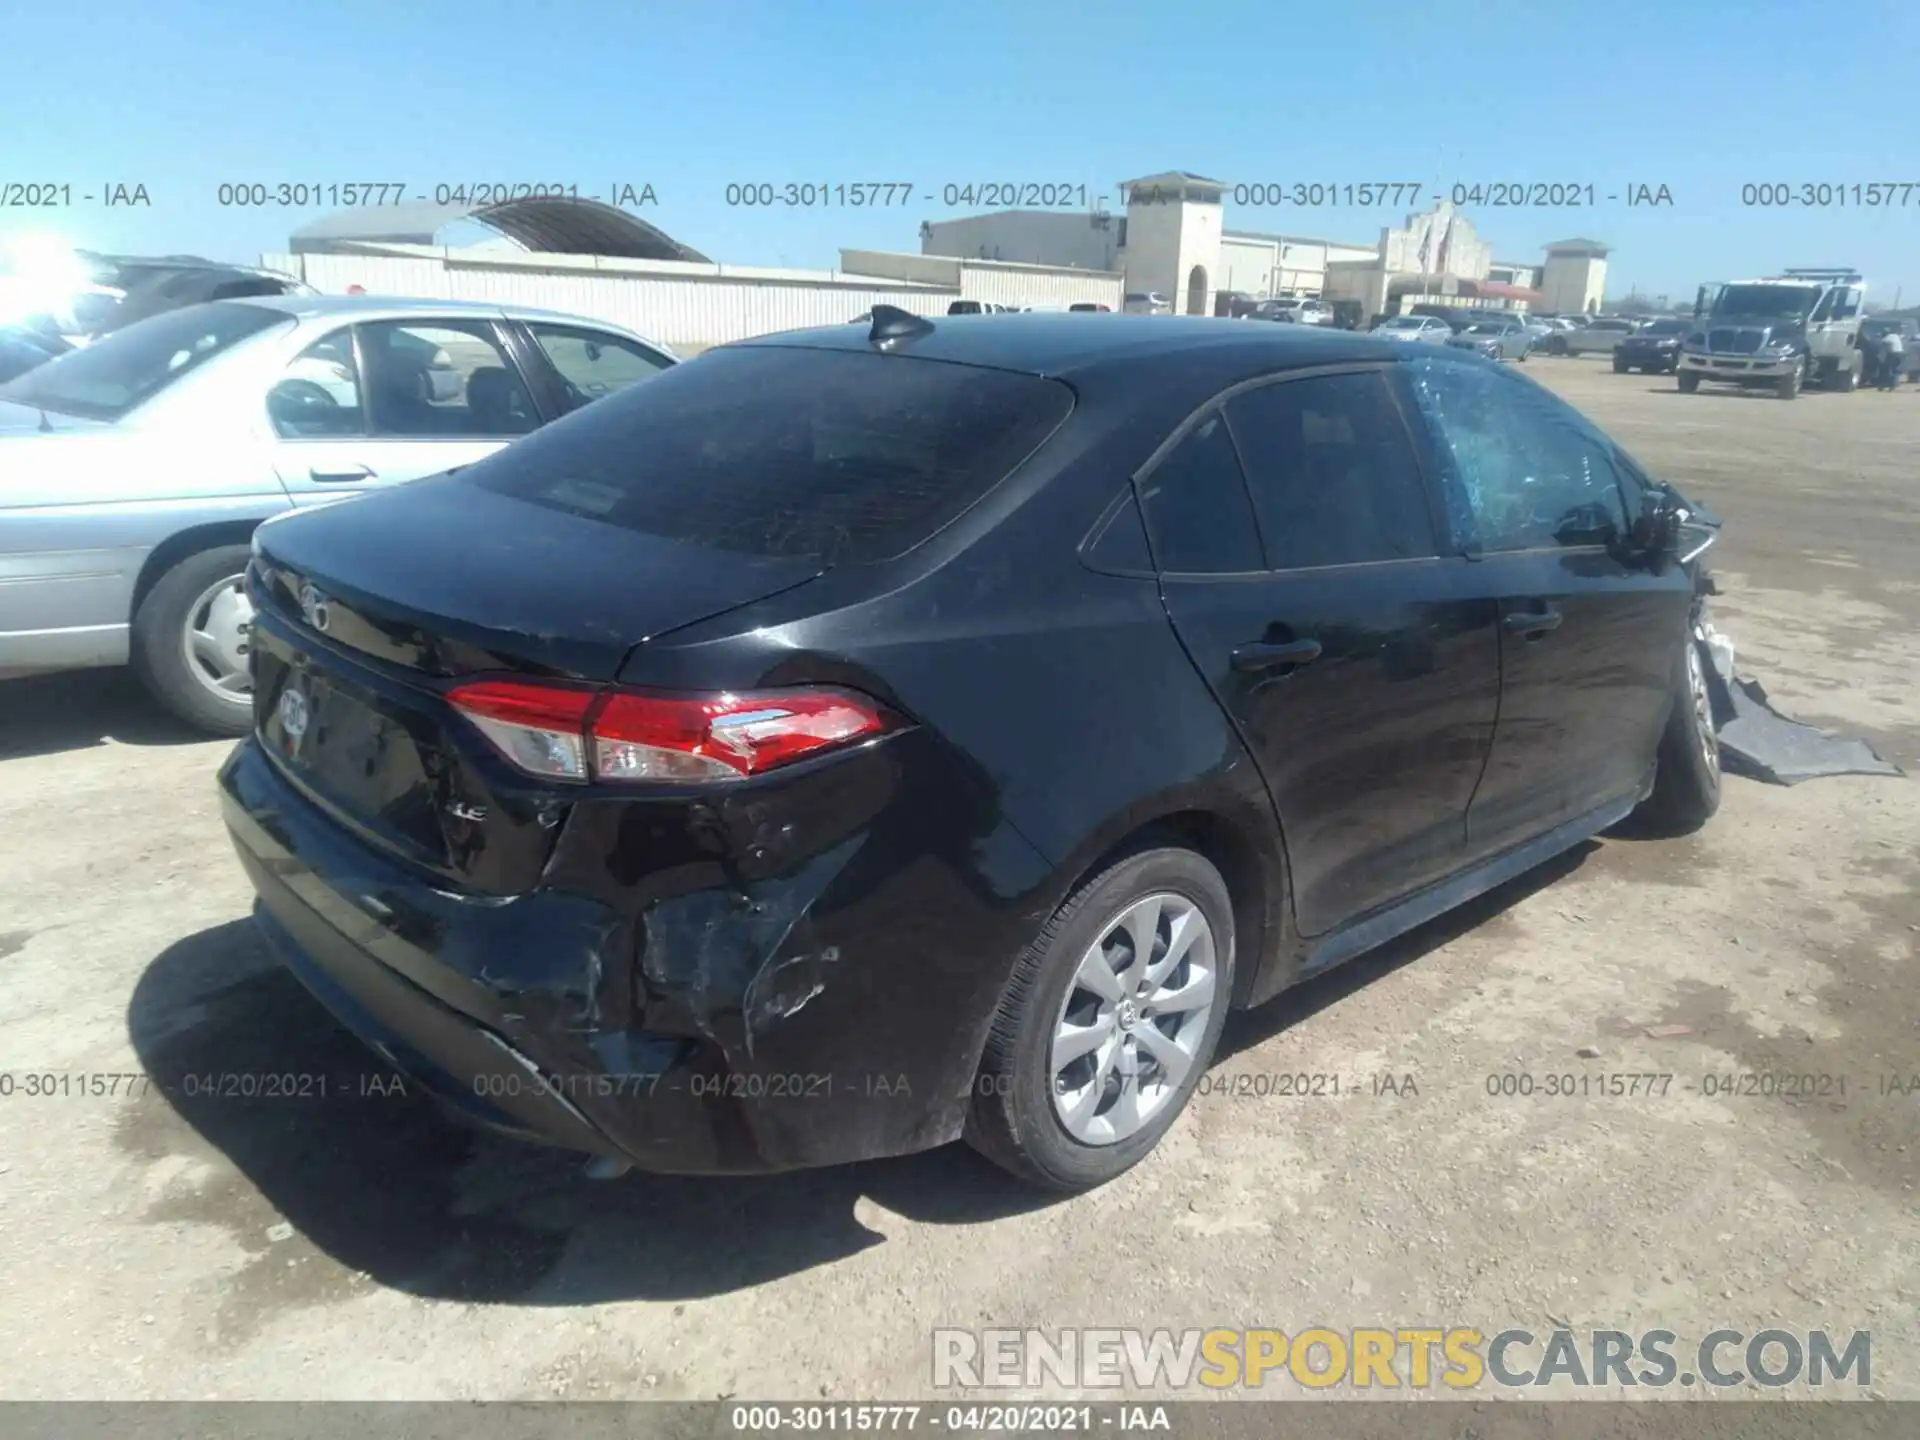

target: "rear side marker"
[446,680,896,783]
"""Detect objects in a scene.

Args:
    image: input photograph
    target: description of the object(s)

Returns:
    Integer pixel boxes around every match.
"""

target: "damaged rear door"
[1141,369,1502,940]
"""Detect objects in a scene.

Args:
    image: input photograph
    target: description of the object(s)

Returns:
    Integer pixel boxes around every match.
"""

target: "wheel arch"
[1029,796,1295,1013]
[130,521,261,620]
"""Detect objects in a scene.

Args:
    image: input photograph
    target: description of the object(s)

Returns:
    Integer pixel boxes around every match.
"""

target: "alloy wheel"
[1689,640,1718,774]
[1050,892,1218,1145]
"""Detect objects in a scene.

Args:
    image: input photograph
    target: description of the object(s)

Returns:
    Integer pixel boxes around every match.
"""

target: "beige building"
[1219,230,1380,301]
[1538,239,1610,315]
[922,172,1606,320]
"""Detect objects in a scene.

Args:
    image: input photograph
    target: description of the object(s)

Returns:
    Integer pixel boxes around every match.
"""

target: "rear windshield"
[468,345,1075,566]
[0,301,289,420]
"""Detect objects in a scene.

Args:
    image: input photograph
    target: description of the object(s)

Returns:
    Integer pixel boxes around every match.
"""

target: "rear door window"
[468,345,1074,566]
[1224,370,1438,568]
[527,323,674,414]
[1137,412,1264,574]
[358,320,538,439]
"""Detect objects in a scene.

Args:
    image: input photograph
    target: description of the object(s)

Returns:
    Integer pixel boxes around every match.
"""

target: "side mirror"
[1627,488,1683,572]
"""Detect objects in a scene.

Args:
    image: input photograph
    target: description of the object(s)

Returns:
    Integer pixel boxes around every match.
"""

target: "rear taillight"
[446,680,896,784]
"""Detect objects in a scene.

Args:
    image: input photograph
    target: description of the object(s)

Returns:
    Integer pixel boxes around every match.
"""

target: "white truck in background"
[1677,268,1866,398]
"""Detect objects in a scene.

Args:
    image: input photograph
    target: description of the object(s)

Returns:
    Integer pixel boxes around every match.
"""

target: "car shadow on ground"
[0,668,207,760]
[124,919,1055,1306]
[125,844,1597,1306]
[1215,840,1594,1061]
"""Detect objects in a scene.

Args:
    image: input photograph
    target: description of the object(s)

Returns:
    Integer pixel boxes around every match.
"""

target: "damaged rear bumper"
[218,737,1051,1175]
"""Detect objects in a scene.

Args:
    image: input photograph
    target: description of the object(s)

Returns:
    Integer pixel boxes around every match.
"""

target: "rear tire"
[1834,361,1858,393]
[130,544,256,737]
[966,847,1236,1192]
[1613,357,1629,373]
[1633,634,1721,835]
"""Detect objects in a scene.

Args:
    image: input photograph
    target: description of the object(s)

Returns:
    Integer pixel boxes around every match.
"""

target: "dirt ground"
[0,356,1914,1402]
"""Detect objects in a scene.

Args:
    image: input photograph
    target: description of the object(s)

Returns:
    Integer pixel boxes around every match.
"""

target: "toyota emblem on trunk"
[298,581,331,632]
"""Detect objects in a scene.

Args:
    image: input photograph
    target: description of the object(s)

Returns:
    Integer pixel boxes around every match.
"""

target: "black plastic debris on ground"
[1704,647,1904,786]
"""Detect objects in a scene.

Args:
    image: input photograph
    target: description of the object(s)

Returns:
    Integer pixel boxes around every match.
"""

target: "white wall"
[265,246,962,349]
[1219,233,1380,299]
[266,243,1124,346]
[846,250,1123,310]
[920,211,1120,271]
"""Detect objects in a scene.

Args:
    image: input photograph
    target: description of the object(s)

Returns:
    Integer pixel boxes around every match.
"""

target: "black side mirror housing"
[1626,488,1683,573]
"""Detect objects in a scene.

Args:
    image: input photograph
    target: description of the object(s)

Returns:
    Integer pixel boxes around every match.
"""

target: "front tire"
[1613,357,1629,373]
[130,544,256,736]
[1678,371,1700,392]
[1633,633,1721,835]
[966,847,1236,1191]
[1777,358,1803,400]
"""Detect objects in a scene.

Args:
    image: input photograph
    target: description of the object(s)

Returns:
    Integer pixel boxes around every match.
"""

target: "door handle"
[310,465,376,483]
[1231,638,1323,672]
[1503,607,1563,637]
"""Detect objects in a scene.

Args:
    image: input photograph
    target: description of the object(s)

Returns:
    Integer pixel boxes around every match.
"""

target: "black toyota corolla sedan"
[220,308,1722,1191]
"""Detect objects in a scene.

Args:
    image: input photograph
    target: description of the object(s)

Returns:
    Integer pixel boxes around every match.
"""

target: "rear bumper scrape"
[222,732,1053,1174]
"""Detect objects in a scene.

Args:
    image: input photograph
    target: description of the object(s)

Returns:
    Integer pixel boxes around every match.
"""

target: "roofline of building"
[1223,227,1377,252]
[1121,170,1228,188]
[926,209,1115,224]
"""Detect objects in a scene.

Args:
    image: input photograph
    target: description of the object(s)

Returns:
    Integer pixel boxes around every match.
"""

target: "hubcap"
[182,573,255,704]
[1050,892,1218,1146]
[1688,640,1718,774]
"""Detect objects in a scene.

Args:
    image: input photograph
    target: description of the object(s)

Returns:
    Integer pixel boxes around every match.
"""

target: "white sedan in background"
[1372,315,1454,343]
[0,294,676,733]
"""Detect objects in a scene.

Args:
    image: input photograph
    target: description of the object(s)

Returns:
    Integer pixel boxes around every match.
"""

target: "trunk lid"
[248,472,826,893]
[252,472,826,680]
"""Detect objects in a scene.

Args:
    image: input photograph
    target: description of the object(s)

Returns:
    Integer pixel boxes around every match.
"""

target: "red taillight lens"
[446,680,895,784]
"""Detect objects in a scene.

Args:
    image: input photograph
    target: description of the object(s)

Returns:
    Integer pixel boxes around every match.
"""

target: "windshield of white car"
[1710,285,1821,320]
[0,301,290,421]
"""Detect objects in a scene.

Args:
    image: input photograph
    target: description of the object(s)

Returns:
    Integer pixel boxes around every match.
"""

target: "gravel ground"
[0,357,1914,1402]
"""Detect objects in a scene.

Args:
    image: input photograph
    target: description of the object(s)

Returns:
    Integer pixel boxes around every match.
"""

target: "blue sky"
[5,0,1919,303]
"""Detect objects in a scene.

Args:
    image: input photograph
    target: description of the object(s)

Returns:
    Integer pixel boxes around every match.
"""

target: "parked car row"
[211,306,1724,1191]
[0,295,678,730]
